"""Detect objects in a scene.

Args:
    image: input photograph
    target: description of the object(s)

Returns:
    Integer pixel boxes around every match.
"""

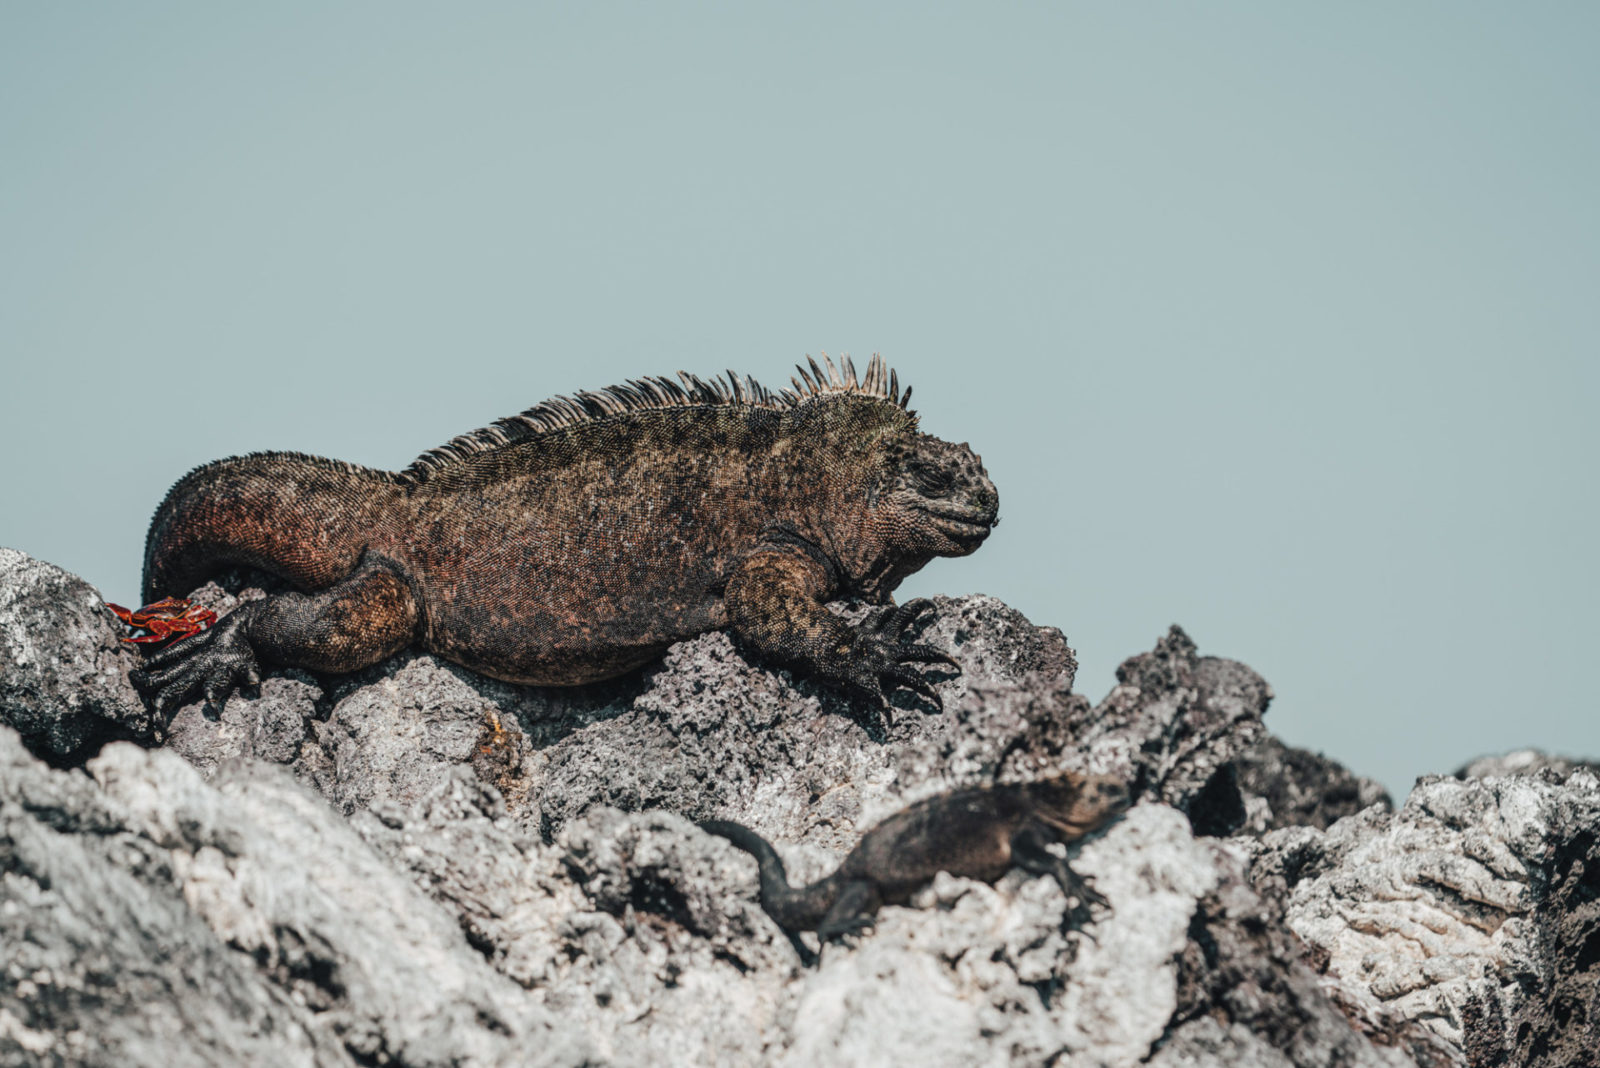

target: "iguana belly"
[422,597,730,685]
[410,546,733,686]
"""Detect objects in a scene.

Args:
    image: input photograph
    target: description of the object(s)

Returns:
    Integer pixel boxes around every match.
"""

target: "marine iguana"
[701,773,1130,944]
[124,355,999,715]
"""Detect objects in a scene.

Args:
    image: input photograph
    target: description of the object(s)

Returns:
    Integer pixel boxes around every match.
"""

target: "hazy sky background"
[3,5,1595,797]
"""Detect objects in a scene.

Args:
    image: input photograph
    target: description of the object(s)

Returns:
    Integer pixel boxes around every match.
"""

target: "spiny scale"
[400,353,912,485]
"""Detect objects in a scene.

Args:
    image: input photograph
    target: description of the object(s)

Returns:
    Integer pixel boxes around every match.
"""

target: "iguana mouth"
[1035,788,1131,839]
[1036,803,1127,840]
[921,504,997,545]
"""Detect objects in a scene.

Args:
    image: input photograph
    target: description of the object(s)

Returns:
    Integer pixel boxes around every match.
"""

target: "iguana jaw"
[918,502,998,553]
[1033,776,1132,839]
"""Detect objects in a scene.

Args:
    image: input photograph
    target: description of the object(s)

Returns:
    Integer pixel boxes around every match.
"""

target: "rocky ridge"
[1,547,1594,1066]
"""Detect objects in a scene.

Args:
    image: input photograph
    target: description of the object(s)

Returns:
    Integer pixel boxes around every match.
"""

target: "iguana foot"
[816,879,882,943]
[1056,869,1110,934]
[817,914,876,944]
[129,605,262,715]
[845,598,959,713]
[860,598,942,645]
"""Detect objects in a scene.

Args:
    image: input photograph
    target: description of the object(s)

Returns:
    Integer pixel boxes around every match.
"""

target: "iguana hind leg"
[131,559,420,715]
[816,879,882,943]
[725,547,956,713]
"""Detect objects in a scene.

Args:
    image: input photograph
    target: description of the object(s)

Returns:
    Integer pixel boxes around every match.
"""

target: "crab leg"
[106,597,218,645]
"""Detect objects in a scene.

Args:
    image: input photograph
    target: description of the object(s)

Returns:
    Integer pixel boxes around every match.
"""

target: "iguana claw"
[848,631,956,716]
[817,915,876,943]
[107,597,218,645]
[895,644,960,670]
[867,598,939,640]
[128,604,262,715]
[845,598,961,713]
[882,665,941,707]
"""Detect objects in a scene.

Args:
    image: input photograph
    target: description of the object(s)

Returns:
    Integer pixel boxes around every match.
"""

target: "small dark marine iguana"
[701,773,1130,946]
[122,355,998,715]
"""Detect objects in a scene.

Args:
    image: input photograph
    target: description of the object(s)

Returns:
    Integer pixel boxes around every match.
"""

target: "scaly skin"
[702,773,1131,946]
[128,355,999,716]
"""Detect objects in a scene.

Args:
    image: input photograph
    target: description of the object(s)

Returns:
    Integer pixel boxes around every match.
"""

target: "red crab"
[106,596,218,645]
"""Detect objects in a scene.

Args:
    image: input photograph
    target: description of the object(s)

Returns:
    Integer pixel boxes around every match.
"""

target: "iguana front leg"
[724,546,956,711]
[131,558,420,715]
[1009,822,1109,933]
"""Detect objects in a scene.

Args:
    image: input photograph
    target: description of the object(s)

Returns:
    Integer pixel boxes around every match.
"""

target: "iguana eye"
[910,465,954,496]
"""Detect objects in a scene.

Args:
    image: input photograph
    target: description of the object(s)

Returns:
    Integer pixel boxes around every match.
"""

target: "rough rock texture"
[0,549,155,761]
[1249,771,1600,1066]
[358,774,1413,1067]
[1006,624,1275,837]
[1236,735,1394,833]
[2,546,1595,1066]
[1456,749,1600,783]
[0,725,587,1067]
[159,585,1091,839]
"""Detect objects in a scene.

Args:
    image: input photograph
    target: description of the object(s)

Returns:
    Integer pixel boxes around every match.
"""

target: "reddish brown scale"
[124,355,999,716]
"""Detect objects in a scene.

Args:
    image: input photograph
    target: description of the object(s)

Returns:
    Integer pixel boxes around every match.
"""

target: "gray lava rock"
[1455,749,1600,783]
[0,725,348,1068]
[1247,770,1600,1066]
[7,549,1593,1066]
[159,580,648,816]
[0,725,588,1067]
[1235,735,1394,833]
[990,624,1275,837]
[515,613,1276,853]
[518,594,1082,847]
[165,592,1088,848]
[152,588,1268,854]
[361,773,1410,1067]
[0,549,154,760]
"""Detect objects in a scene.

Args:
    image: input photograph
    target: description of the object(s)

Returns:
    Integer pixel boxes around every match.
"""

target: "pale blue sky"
[3,4,1595,796]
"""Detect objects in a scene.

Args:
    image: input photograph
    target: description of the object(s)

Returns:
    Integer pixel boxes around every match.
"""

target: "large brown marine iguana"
[124,355,999,715]
[702,773,1130,944]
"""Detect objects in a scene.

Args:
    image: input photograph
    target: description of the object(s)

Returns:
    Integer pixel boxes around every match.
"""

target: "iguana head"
[875,433,1000,559]
[1029,774,1131,839]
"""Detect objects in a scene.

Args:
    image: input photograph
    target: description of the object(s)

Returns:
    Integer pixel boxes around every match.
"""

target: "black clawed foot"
[868,597,939,640]
[1058,874,1110,934]
[896,642,960,672]
[843,674,895,728]
[817,916,876,944]
[882,666,942,711]
[843,625,961,719]
[129,608,261,717]
[785,931,820,968]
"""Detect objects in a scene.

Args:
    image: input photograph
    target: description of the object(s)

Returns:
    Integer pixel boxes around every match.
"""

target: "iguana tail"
[142,451,401,603]
[700,820,839,932]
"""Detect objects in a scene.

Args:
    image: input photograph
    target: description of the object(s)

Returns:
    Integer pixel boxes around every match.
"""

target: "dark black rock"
[1234,735,1393,833]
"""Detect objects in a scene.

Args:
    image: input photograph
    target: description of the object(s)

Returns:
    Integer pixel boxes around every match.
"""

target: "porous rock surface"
[0,549,155,761]
[1,547,1595,1066]
[1249,770,1600,1067]
[0,725,585,1067]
